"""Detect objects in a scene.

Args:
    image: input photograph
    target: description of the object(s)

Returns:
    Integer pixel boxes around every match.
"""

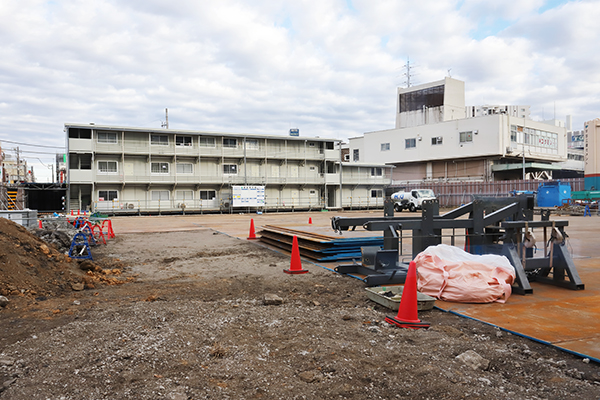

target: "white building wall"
[353,114,567,167]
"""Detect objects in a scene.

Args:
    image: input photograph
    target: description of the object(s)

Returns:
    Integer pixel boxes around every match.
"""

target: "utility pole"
[16,146,20,182]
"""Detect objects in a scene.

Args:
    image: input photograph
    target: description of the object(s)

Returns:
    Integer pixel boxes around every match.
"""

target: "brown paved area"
[110,210,600,361]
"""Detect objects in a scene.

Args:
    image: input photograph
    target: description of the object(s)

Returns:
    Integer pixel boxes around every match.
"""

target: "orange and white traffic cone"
[247,218,258,240]
[385,261,430,329]
[284,235,309,274]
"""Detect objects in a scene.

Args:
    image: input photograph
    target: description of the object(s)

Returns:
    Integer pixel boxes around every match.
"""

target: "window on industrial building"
[199,137,216,147]
[371,189,383,198]
[175,136,192,146]
[98,161,118,173]
[151,191,169,201]
[176,190,194,200]
[223,138,237,148]
[371,167,383,176]
[381,143,390,151]
[399,84,444,113]
[510,125,518,142]
[431,137,443,145]
[69,153,92,169]
[405,138,416,148]
[245,139,259,150]
[98,190,118,201]
[151,134,168,146]
[176,163,193,174]
[97,131,117,144]
[151,162,169,173]
[353,149,359,161]
[326,142,335,150]
[223,164,238,174]
[200,190,216,200]
[459,131,473,143]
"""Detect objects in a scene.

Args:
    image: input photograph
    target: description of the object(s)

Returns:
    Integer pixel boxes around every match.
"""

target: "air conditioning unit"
[506,147,513,154]
[127,203,135,209]
[178,203,187,209]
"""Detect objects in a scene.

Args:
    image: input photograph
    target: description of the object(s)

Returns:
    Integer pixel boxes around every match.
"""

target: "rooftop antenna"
[447,68,452,78]
[161,108,169,129]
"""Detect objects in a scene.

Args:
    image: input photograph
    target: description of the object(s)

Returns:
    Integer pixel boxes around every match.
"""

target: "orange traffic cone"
[284,235,309,274]
[247,218,258,240]
[308,217,312,224]
[385,261,430,329]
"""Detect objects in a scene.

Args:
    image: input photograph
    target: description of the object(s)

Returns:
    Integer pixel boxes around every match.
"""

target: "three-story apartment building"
[66,123,392,213]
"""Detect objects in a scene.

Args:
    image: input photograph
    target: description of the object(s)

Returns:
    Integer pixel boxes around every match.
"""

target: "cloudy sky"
[1,0,599,182]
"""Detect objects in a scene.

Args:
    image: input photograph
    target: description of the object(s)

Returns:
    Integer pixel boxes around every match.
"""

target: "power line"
[5,148,61,155]
[0,138,65,149]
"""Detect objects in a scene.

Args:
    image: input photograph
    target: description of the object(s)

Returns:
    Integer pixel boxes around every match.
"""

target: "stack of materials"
[258,225,383,261]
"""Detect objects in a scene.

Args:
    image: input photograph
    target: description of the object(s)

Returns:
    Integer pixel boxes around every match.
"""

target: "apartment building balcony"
[70,139,93,152]
[69,169,93,183]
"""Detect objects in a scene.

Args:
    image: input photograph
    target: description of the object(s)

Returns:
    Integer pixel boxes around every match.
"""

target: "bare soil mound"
[0,218,128,302]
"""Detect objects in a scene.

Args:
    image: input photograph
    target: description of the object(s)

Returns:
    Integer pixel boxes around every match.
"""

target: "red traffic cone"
[247,218,258,240]
[284,235,309,274]
[308,217,312,224]
[38,220,43,229]
[385,261,430,329]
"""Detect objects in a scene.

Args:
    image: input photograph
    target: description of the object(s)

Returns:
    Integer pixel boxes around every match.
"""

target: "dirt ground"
[1,217,600,399]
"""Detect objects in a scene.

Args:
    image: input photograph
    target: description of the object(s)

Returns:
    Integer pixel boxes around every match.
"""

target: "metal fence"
[392,178,585,208]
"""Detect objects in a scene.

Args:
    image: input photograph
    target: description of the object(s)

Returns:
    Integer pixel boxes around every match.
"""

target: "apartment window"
[97,131,117,144]
[431,137,443,145]
[381,143,390,151]
[98,161,118,173]
[200,190,217,200]
[68,128,91,139]
[371,189,383,198]
[371,167,383,177]
[223,138,237,148]
[353,149,359,161]
[175,136,192,146]
[176,163,193,174]
[176,190,194,200]
[405,138,416,148]
[199,137,216,147]
[151,190,169,201]
[151,134,168,146]
[69,153,92,169]
[245,139,259,150]
[98,190,118,201]
[459,131,473,143]
[223,164,238,174]
[151,162,169,174]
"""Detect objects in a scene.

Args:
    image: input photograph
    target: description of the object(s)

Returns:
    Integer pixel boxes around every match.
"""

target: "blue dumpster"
[537,181,571,207]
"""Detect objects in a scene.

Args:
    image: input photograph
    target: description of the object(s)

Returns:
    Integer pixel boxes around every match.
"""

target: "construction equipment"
[331,194,584,294]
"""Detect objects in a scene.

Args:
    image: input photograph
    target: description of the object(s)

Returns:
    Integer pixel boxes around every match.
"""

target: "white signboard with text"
[232,186,265,207]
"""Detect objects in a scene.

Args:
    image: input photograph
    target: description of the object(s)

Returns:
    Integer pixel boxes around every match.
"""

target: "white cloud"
[0,0,598,182]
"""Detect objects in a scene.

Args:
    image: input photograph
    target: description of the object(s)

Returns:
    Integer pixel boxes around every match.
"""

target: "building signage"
[289,128,299,136]
[232,186,265,207]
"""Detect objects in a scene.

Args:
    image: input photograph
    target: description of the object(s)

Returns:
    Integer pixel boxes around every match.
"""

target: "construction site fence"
[393,178,585,208]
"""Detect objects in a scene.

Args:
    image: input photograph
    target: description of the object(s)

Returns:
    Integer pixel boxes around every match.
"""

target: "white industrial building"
[66,124,392,213]
[349,77,572,183]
